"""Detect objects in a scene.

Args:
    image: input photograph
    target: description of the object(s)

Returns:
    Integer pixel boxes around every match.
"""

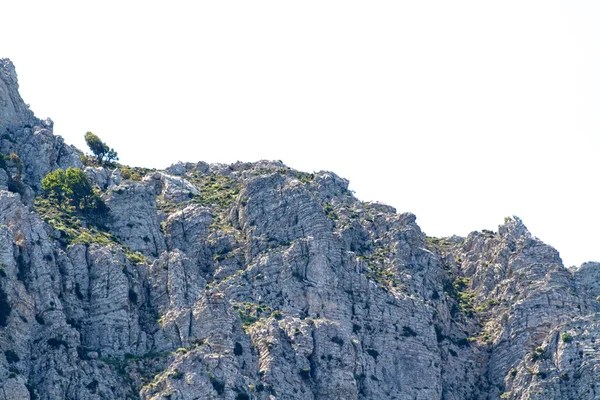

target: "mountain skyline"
[3,1,599,268]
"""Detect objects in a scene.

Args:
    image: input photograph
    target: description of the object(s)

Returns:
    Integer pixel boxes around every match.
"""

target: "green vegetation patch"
[291,171,315,184]
[425,236,457,250]
[561,332,573,343]
[475,298,499,313]
[232,301,282,327]
[248,167,315,184]
[530,346,549,362]
[34,198,117,247]
[189,174,240,210]
[124,249,147,265]
[445,276,475,317]
[358,246,402,292]
[120,165,154,181]
[323,202,338,220]
[35,197,148,267]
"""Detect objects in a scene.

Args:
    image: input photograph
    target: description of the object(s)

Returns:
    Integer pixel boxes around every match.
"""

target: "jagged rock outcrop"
[1,58,600,400]
[0,59,81,193]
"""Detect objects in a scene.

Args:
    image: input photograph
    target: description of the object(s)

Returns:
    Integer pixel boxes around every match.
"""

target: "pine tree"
[84,132,118,164]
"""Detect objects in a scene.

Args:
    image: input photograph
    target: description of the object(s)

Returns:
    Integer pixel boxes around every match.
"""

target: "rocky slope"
[0,58,599,400]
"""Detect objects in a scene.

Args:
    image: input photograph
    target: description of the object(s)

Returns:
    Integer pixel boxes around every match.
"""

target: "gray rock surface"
[104,180,167,257]
[0,58,81,191]
[1,58,600,400]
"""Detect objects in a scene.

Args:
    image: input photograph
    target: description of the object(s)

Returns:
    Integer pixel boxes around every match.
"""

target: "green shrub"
[9,153,23,174]
[65,168,93,211]
[120,167,131,180]
[79,154,92,166]
[233,302,276,327]
[562,333,573,343]
[323,202,338,220]
[175,348,188,354]
[42,168,68,204]
[42,168,107,216]
[530,347,548,362]
[445,277,475,316]
[126,251,146,265]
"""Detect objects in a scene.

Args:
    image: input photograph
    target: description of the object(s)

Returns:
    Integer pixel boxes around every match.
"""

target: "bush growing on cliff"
[42,168,102,211]
[562,333,573,343]
[64,168,94,210]
[41,168,68,204]
[530,347,548,362]
[41,168,109,229]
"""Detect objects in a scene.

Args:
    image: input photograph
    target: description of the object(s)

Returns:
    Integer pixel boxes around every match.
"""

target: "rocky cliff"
[0,58,599,400]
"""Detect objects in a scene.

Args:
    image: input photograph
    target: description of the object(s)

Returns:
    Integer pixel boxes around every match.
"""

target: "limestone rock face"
[1,58,600,400]
[85,166,121,190]
[104,180,167,257]
[0,59,81,191]
[0,59,34,126]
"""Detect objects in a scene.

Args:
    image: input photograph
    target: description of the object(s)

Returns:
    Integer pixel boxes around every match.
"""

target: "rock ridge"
[0,59,599,400]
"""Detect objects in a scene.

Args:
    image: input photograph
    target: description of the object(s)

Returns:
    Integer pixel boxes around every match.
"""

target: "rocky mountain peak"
[0,58,34,126]
[0,59,598,400]
[0,59,81,193]
[497,215,531,240]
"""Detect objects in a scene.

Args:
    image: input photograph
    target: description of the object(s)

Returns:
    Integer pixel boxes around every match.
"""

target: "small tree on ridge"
[84,132,118,164]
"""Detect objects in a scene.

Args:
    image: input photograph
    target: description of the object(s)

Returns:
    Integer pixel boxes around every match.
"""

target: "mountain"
[0,58,599,400]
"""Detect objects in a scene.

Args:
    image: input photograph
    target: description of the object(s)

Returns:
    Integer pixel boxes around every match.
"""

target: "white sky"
[2,1,599,267]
